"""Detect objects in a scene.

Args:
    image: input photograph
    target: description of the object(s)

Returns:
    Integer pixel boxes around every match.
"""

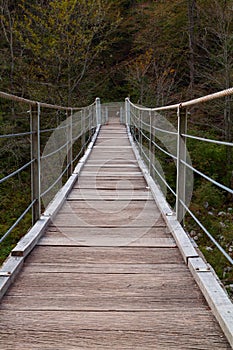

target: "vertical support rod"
[149,110,152,175]
[105,106,108,124]
[96,97,101,125]
[81,110,85,152]
[176,105,187,223]
[125,98,130,125]
[120,107,123,124]
[31,102,41,224]
[139,110,143,156]
[89,106,91,140]
[67,108,73,177]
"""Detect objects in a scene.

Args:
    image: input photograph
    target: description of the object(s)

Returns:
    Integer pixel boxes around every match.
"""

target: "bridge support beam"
[176,105,187,223]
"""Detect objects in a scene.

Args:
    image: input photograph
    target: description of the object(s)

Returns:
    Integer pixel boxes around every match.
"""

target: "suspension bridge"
[0,90,233,349]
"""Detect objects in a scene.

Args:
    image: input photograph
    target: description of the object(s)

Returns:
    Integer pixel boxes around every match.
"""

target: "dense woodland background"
[0,0,233,290]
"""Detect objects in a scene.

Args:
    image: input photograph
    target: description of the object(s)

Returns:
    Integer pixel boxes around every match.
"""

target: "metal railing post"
[176,105,187,223]
[125,98,130,125]
[30,102,41,224]
[139,110,143,156]
[81,110,85,152]
[89,106,91,139]
[105,106,109,124]
[96,97,101,125]
[67,108,73,177]
[120,106,123,124]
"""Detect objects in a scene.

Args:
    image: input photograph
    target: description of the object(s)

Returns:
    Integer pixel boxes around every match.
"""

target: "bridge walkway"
[0,118,231,349]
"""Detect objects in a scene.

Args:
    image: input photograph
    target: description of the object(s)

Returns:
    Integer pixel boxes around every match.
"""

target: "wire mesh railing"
[125,88,233,266]
[0,92,101,247]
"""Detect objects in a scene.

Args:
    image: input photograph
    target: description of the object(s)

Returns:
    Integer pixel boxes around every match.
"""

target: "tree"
[195,0,233,175]
[2,0,121,104]
[124,0,189,106]
[0,0,16,92]
[187,0,197,94]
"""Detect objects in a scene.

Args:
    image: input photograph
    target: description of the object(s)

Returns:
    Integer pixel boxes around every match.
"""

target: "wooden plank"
[74,179,147,190]
[18,263,185,274]
[38,228,175,247]
[81,166,141,173]
[84,164,139,167]
[78,174,145,180]
[95,136,129,140]
[95,139,130,146]
[1,295,204,311]
[79,172,144,177]
[97,137,128,139]
[38,237,175,248]
[98,131,127,134]
[24,246,183,265]
[86,159,139,165]
[2,270,205,311]
[4,272,204,298]
[60,197,161,211]
[87,152,136,159]
[53,199,165,228]
[43,225,169,237]
[52,210,164,228]
[67,188,153,201]
[0,310,230,349]
[94,145,132,148]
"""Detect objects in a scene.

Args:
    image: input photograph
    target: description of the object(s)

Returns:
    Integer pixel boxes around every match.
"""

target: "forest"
[0,0,233,291]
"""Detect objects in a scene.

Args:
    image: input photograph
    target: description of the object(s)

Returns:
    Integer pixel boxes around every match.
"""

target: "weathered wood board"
[0,311,230,349]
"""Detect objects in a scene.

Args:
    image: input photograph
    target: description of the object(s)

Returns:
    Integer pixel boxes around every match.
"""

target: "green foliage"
[194,182,225,208]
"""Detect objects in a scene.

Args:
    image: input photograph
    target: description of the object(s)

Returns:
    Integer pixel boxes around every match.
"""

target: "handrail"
[0,91,83,111]
[182,133,233,147]
[127,86,233,111]
[126,88,233,265]
[0,91,101,246]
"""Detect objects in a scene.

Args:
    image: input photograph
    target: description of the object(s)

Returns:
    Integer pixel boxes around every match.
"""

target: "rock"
[224,266,232,274]
[205,246,213,252]
[226,284,233,292]
[190,230,196,237]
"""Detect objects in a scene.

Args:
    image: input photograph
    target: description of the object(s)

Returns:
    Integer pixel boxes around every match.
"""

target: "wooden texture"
[0,311,230,349]
[0,121,231,349]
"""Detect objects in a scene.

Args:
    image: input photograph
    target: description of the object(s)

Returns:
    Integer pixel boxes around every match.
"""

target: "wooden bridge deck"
[0,119,231,349]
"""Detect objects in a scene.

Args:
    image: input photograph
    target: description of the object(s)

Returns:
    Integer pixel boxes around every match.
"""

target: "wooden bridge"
[0,92,233,349]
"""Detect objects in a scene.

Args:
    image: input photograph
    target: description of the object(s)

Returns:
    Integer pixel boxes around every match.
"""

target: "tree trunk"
[187,0,196,94]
